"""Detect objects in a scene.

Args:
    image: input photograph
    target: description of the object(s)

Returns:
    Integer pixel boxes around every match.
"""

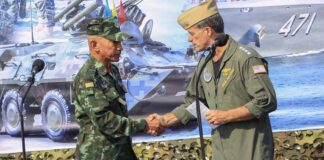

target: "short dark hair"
[195,13,224,33]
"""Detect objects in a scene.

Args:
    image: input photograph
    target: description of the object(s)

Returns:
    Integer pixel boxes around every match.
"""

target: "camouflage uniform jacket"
[73,55,147,160]
[172,37,277,160]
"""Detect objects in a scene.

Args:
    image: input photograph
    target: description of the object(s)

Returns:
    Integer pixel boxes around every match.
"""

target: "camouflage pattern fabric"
[87,18,129,42]
[73,56,146,160]
[1,129,323,160]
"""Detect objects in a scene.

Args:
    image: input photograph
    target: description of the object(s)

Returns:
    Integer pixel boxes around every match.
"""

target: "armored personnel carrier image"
[0,41,55,132]
[3,0,322,142]
[0,0,197,142]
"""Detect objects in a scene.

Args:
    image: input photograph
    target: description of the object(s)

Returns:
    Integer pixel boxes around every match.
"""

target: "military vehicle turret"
[0,0,198,141]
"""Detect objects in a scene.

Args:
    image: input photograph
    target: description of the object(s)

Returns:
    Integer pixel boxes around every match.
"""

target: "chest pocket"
[97,74,127,106]
[105,86,128,107]
[80,87,111,108]
[104,87,119,101]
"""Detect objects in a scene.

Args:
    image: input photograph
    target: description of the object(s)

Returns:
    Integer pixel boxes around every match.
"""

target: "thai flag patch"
[252,65,267,74]
[85,82,94,88]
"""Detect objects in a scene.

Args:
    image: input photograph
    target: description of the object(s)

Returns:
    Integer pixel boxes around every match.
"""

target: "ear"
[205,27,214,37]
[89,40,100,53]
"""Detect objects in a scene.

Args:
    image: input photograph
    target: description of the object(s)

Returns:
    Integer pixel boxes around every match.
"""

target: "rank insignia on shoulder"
[252,65,267,74]
[84,82,94,88]
[239,46,251,55]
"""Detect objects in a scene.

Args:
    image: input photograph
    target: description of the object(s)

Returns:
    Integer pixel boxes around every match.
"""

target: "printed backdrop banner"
[0,0,324,153]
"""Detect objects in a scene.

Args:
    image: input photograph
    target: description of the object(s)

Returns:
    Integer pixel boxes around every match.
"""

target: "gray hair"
[195,13,224,33]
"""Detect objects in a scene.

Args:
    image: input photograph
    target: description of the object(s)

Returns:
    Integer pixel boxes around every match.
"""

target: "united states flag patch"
[252,65,267,74]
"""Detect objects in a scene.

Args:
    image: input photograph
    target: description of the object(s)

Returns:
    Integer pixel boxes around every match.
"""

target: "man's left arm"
[243,57,277,118]
[206,57,277,125]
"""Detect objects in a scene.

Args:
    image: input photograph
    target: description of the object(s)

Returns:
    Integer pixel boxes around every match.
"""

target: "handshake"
[144,113,169,136]
[143,109,226,136]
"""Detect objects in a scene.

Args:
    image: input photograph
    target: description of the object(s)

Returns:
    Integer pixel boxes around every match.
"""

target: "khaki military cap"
[87,18,129,42]
[178,0,218,29]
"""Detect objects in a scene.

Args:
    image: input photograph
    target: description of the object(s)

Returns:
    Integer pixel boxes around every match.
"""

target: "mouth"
[112,54,121,58]
[114,52,121,56]
[113,53,121,59]
[192,45,199,50]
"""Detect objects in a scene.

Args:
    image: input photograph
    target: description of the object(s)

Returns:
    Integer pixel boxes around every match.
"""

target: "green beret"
[178,0,218,29]
[87,18,129,42]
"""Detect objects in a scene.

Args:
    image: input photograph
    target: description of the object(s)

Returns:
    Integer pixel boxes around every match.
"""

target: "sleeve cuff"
[171,106,195,125]
[134,119,147,132]
[246,101,263,119]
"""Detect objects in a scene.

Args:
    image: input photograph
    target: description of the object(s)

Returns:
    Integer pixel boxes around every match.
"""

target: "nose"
[187,35,193,42]
[116,42,123,51]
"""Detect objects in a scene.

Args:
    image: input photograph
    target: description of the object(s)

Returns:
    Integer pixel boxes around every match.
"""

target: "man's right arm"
[147,113,180,128]
[74,77,148,137]
[167,66,205,125]
[146,113,180,135]
[147,67,205,134]
[161,113,180,127]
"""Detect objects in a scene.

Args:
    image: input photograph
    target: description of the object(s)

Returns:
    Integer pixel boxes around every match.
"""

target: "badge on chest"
[203,68,212,82]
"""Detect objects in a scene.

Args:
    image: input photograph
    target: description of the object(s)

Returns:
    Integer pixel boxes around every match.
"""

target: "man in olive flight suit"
[146,0,277,160]
[73,18,162,160]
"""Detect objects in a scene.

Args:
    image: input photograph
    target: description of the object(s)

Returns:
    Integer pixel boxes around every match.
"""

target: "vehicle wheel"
[41,90,78,142]
[1,89,33,136]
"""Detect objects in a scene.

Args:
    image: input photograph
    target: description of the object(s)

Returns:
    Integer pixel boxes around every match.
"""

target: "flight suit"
[73,56,146,160]
[172,37,277,160]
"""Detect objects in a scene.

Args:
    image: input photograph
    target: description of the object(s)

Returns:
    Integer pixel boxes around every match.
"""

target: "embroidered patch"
[84,82,94,88]
[203,68,212,82]
[221,69,234,87]
[252,65,267,74]
[222,68,232,75]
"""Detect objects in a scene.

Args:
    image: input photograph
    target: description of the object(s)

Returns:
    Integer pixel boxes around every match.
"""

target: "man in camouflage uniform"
[73,18,162,160]
[147,0,277,160]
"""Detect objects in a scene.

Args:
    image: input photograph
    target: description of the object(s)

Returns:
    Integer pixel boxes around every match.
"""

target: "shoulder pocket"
[81,88,95,97]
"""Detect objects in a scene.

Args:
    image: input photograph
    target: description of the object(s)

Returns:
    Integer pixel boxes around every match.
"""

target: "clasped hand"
[145,113,166,136]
